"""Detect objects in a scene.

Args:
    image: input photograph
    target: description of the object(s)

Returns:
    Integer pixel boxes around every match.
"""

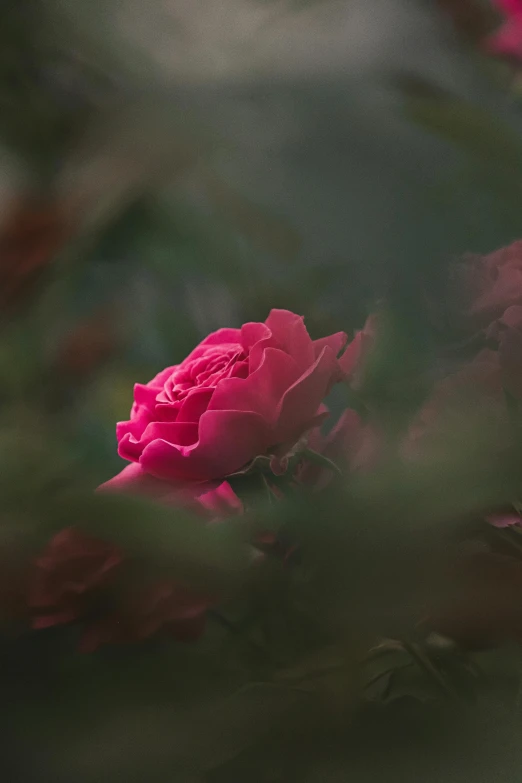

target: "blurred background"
[3,0,522,780]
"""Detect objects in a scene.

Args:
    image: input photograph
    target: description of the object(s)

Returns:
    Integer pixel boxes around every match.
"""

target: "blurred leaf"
[57,100,206,237]
[203,168,301,262]
[401,82,522,173]
[0,194,70,316]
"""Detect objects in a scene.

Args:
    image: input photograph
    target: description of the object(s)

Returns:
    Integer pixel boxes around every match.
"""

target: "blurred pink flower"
[486,0,522,61]
[28,527,214,652]
[487,509,522,527]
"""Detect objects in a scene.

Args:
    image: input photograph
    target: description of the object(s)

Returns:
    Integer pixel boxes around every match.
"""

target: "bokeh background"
[3,1,522,781]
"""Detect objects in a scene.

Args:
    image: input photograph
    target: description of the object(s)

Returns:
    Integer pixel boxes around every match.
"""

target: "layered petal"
[312,331,347,362]
[140,409,271,482]
[274,346,339,442]
[208,347,301,423]
[181,328,242,364]
[176,388,214,423]
[98,462,189,503]
[118,421,198,462]
[264,309,314,370]
[197,481,244,517]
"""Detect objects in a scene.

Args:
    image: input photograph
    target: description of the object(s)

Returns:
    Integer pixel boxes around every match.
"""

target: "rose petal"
[117,403,154,445]
[197,481,243,517]
[312,331,347,362]
[240,321,272,352]
[264,309,314,369]
[208,347,301,422]
[140,409,270,482]
[182,328,242,364]
[118,421,198,462]
[98,462,183,501]
[133,382,162,410]
[274,346,338,442]
[176,388,214,423]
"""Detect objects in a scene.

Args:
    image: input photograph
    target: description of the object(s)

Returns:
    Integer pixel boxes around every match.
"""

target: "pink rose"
[103,309,353,490]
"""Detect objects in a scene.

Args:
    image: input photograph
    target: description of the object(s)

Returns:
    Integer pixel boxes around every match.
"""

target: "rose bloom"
[102,309,354,492]
[26,482,242,651]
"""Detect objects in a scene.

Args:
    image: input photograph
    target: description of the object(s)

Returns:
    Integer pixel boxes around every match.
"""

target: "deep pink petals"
[144,366,177,390]
[275,347,338,442]
[116,406,153,446]
[177,388,214,422]
[197,481,244,517]
[198,328,242,347]
[99,465,239,518]
[140,410,271,482]
[182,329,242,364]
[118,422,198,462]
[264,309,314,369]
[208,347,301,422]
[240,321,272,352]
[99,462,188,502]
[312,331,347,362]
[98,462,151,493]
[243,322,280,374]
[133,382,162,410]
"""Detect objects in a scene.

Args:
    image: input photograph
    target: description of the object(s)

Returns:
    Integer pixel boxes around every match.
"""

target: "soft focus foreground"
[6,1,522,782]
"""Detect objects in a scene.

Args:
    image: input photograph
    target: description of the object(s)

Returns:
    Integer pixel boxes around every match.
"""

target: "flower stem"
[302,448,343,478]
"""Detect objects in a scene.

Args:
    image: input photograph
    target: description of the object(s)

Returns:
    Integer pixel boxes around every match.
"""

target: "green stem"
[302,448,343,478]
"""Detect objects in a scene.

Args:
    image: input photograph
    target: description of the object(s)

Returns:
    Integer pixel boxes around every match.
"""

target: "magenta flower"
[103,309,356,491]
